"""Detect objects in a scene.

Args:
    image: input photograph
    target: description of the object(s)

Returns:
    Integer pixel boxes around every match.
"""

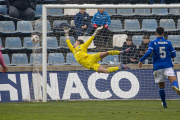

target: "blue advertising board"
[0,69,180,102]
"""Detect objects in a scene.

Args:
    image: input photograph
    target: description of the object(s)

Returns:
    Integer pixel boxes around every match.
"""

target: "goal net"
[27,4,180,102]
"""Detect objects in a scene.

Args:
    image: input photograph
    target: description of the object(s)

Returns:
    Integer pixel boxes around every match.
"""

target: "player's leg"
[158,82,167,108]
[154,70,167,108]
[97,65,120,73]
[168,76,180,95]
[99,48,130,59]
[164,67,180,95]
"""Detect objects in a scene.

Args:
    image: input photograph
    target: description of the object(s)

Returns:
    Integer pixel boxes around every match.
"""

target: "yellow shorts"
[83,52,101,72]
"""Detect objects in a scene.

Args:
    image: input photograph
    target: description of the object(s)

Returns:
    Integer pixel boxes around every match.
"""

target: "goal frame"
[42,4,180,102]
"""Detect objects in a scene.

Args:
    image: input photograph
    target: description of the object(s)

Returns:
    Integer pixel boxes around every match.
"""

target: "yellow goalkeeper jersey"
[66,36,95,65]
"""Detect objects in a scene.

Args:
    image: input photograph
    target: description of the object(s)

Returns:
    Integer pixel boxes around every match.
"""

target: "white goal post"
[42,4,180,102]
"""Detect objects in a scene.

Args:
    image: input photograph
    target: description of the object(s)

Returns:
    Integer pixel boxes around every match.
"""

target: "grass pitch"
[0,100,180,120]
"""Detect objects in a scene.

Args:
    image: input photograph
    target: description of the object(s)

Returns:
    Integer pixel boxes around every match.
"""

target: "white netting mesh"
[26,5,180,101]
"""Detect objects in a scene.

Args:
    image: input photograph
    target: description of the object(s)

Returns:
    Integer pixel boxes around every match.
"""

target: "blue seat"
[117,9,134,16]
[2,54,11,66]
[23,37,41,50]
[5,37,23,50]
[48,53,65,65]
[29,53,42,66]
[0,5,9,17]
[35,20,53,33]
[11,53,28,66]
[124,19,141,32]
[152,8,168,15]
[104,9,116,16]
[173,51,180,64]
[0,38,4,50]
[47,37,60,50]
[53,20,69,33]
[169,8,180,15]
[35,5,42,18]
[17,21,34,34]
[132,35,143,48]
[160,19,177,32]
[167,35,180,48]
[150,35,157,41]
[134,9,151,16]
[47,9,64,17]
[108,20,124,32]
[141,19,157,32]
[102,55,119,65]
[0,21,17,34]
[60,36,75,49]
[176,19,180,30]
[66,53,80,65]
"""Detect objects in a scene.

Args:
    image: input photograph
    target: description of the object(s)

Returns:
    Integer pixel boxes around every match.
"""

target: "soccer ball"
[31,35,40,43]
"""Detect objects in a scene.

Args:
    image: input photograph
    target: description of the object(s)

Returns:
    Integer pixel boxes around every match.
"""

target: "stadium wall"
[0,65,180,102]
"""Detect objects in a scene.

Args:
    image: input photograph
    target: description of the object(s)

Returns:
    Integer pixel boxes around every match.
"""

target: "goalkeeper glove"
[93,26,103,36]
[63,27,71,39]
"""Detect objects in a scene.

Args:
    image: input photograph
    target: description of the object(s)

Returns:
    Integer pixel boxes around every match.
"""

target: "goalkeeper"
[64,26,130,73]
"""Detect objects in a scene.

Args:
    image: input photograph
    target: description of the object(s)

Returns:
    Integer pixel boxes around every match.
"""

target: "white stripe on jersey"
[148,47,153,50]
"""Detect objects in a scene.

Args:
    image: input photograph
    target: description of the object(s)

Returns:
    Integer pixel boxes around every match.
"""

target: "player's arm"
[0,47,7,73]
[64,27,74,52]
[169,42,176,58]
[138,42,153,68]
[83,26,103,48]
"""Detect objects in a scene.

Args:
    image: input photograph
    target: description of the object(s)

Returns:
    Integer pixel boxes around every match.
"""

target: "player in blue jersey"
[138,27,180,108]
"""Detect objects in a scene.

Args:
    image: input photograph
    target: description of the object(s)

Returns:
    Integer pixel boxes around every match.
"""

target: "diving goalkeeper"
[64,26,130,73]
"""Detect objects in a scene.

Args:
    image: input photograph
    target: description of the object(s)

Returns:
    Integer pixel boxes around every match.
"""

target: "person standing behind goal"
[138,27,180,108]
[64,26,130,73]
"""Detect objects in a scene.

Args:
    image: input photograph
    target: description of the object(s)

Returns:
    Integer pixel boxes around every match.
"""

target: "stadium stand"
[152,8,168,15]
[0,21,17,34]
[141,19,157,32]
[11,53,29,66]
[35,20,53,33]
[132,35,143,48]
[108,20,124,33]
[60,36,76,49]
[124,19,141,32]
[113,34,128,48]
[47,8,64,17]
[159,19,177,32]
[150,35,157,41]
[134,8,151,16]
[66,53,80,65]
[53,20,70,33]
[0,38,4,50]
[35,5,42,18]
[5,37,23,51]
[117,8,134,16]
[169,8,180,15]
[2,54,10,66]
[23,37,41,50]
[48,53,65,65]
[167,35,180,48]
[17,21,34,34]
[29,53,42,66]
[47,37,60,50]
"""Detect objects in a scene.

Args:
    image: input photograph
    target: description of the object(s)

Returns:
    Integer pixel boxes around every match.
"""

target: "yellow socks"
[108,50,120,55]
[107,67,119,73]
